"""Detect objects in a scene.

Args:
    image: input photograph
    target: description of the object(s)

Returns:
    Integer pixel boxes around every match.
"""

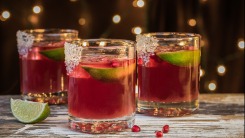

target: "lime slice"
[11,99,50,124]
[156,50,200,66]
[82,63,135,82]
[40,47,65,61]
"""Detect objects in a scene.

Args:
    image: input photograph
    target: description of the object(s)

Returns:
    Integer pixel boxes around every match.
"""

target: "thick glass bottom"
[137,99,199,116]
[68,113,135,134]
[22,91,67,104]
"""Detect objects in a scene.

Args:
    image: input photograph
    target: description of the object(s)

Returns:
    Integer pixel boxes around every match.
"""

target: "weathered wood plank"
[0,94,244,138]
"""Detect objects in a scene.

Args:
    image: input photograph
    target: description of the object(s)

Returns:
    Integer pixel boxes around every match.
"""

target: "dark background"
[0,0,244,95]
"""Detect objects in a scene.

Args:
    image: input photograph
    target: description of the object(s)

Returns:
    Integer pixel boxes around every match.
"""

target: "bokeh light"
[132,26,142,34]
[238,40,244,49]
[132,0,145,8]
[33,6,41,14]
[28,15,39,25]
[217,65,226,75]
[208,82,217,91]
[112,15,121,24]
[1,11,11,19]
[188,19,197,26]
[137,0,145,8]
[78,18,86,26]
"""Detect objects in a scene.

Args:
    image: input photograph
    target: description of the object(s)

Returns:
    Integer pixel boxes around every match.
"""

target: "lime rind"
[39,47,65,61]
[10,98,50,124]
[156,50,200,66]
[82,63,135,82]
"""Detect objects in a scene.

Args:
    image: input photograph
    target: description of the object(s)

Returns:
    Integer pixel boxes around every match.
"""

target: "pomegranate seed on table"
[131,125,141,132]
[162,125,169,133]
[155,131,163,137]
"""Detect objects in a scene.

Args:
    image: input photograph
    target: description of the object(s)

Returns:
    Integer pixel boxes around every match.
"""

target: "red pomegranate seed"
[155,131,163,137]
[131,125,141,132]
[162,125,169,133]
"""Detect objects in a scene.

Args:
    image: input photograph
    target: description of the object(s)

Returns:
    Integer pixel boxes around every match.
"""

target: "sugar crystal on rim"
[136,34,159,65]
[64,42,83,73]
[16,31,34,55]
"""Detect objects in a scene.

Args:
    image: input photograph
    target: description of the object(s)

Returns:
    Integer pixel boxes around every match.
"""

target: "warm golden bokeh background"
[0,0,244,94]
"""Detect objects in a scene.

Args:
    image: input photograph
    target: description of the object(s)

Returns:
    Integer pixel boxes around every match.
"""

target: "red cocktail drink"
[136,33,201,116]
[65,39,136,133]
[68,59,136,119]
[17,29,78,104]
[20,44,67,104]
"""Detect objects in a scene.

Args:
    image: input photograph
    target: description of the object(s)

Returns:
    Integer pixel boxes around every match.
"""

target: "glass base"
[22,91,67,105]
[137,99,198,116]
[69,113,135,134]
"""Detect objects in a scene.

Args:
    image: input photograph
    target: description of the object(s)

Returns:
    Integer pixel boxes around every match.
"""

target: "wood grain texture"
[0,94,244,138]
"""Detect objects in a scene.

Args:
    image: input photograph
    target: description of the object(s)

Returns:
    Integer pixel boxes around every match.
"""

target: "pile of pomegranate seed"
[132,124,170,137]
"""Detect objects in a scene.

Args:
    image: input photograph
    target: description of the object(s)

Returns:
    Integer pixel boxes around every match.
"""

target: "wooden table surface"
[0,94,244,138]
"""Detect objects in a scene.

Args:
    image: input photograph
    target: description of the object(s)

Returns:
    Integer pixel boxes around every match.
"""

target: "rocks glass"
[64,39,136,133]
[136,32,201,116]
[17,29,78,104]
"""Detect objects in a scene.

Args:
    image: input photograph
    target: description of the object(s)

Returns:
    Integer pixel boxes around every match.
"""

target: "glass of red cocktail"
[136,32,201,116]
[65,39,136,133]
[17,29,78,104]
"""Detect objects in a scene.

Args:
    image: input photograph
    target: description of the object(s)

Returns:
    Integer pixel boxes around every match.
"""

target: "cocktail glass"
[136,32,201,116]
[65,39,136,133]
[17,29,78,104]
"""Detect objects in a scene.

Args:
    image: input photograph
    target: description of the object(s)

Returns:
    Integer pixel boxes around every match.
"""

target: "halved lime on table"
[82,63,136,82]
[11,99,50,124]
[39,47,65,61]
[156,50,200,66]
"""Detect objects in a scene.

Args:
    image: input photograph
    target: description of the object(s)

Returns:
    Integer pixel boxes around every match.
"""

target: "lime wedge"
[11,99,50,124]
[156,50,200,66]
[82,63,135,82]
[40,47,65,61]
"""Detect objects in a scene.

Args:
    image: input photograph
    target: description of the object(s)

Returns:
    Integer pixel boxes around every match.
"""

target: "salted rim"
[136,34,159,53]
[64,41,83,74]
[16,30,35,55]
